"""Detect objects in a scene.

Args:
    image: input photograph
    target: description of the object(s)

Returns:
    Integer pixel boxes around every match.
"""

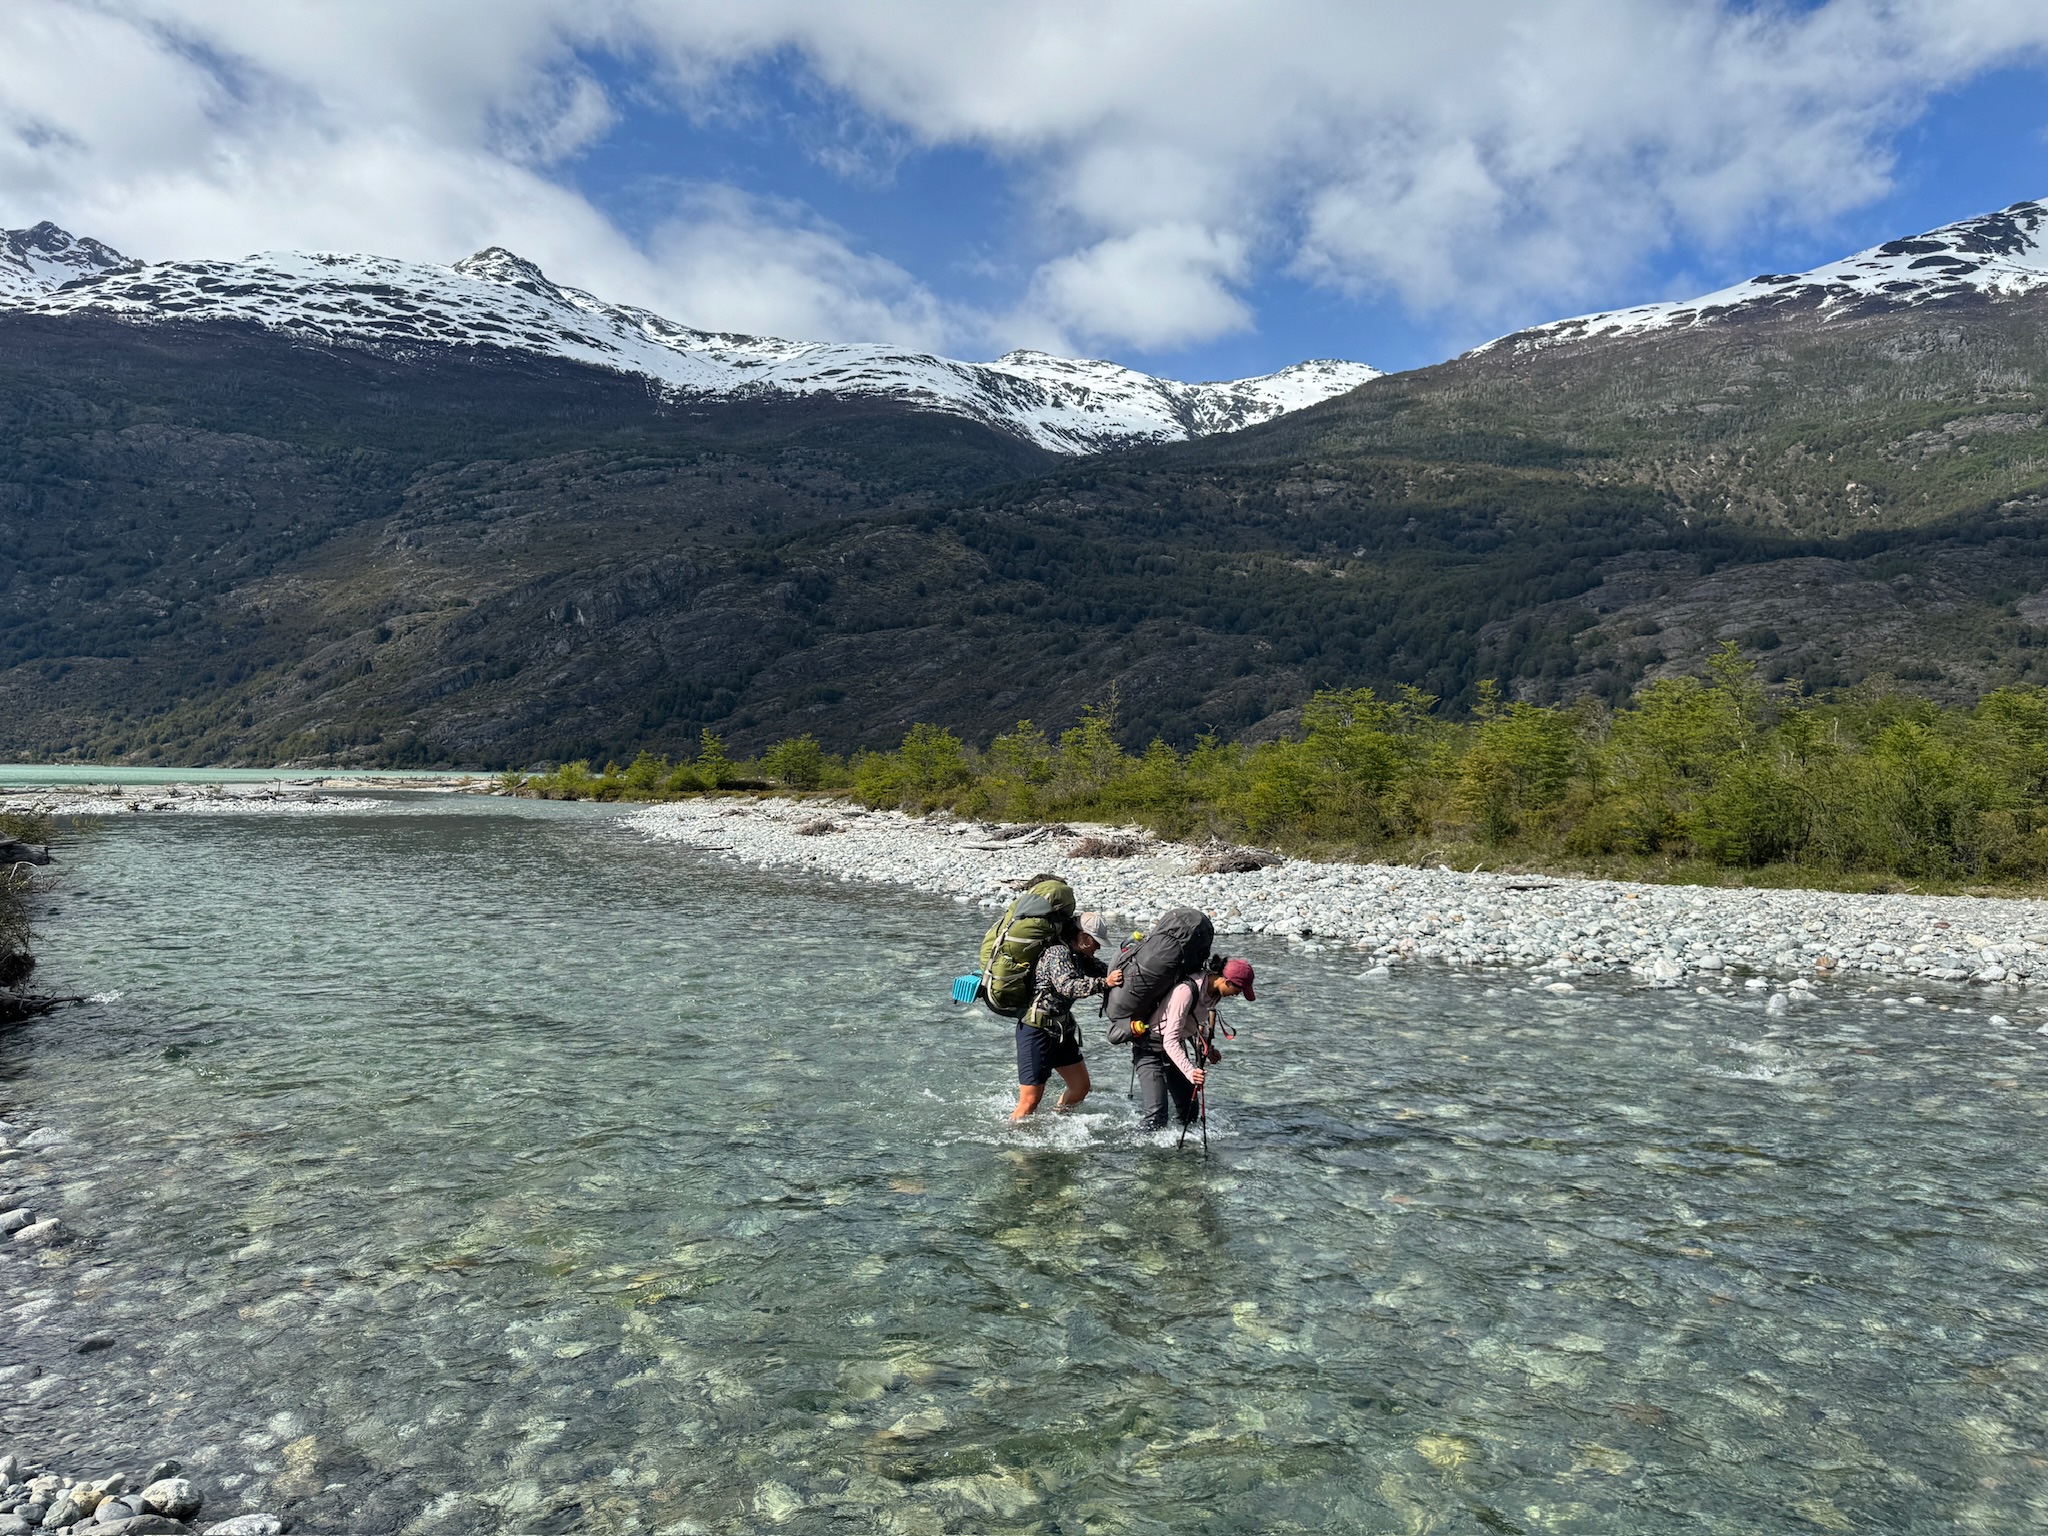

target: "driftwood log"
[0,839,51,866]
[1189,847,1282,875]
[0,992,81,1025]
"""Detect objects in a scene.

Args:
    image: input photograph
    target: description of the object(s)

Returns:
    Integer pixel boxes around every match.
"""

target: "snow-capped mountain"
[1486,197,2048,353]
[0,227,1380,453]
[0,221,132,301]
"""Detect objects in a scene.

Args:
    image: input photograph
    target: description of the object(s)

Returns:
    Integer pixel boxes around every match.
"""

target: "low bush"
[512,645,2048,888]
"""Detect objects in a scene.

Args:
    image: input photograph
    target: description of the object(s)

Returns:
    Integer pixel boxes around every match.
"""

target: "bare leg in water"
[1053,1062,1090,1111]
[1013,1062,1091,1120]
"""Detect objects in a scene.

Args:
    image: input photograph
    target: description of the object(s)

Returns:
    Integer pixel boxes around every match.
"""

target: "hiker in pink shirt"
[1135,957,1255,1132]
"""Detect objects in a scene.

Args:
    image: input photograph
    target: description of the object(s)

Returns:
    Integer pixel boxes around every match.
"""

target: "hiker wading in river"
[1012,912,1123,1121]
[1136,957,1255,1133]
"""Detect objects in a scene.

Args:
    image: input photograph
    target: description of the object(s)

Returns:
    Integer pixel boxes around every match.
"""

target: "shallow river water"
[5,797,2048,1534]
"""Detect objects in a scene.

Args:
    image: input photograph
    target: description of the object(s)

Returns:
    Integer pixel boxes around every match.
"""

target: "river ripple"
[2,796,2045,1533]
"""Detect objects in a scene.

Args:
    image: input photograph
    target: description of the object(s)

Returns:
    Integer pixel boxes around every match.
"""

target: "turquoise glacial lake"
[3,796,2046,1533]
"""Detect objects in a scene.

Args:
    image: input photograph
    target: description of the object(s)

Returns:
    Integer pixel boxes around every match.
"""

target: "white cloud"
[1023,224,1251,352]
[2,0,2047,357]
[641,185,956,348]
[626,0,2048,329]
[0,0,958,347]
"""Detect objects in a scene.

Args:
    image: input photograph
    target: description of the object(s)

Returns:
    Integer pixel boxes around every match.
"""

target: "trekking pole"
[1188,1016,1222,1156]
[1178,1020,1213,1155]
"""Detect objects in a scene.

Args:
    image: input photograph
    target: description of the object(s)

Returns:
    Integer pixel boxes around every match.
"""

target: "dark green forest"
[3,288,2048,769]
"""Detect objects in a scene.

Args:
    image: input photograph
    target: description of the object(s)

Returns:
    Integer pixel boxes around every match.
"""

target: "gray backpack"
[1103,907,1214,1045]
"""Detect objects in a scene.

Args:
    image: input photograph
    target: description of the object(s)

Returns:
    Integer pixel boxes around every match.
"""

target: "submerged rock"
[139,1480,202,1522]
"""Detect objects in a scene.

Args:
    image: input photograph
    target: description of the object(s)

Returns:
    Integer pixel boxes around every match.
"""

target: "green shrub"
[696,730,736,790]
[762,734,827,790]
[502,652,2048,888]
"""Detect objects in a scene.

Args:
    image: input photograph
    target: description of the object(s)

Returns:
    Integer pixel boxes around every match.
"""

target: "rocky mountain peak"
[451,246,561,296]
[0,221,133,299]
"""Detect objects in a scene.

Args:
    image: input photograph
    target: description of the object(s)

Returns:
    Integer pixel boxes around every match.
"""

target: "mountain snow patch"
[0,229,1380,454]
[1481,198,2048,354]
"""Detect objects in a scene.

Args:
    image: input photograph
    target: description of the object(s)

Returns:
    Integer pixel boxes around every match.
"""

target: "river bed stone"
[627,798,2048,1002]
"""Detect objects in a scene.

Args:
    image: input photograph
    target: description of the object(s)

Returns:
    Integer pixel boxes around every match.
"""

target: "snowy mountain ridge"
[1484,198,2048,354]
[0,221,134,301]
[0,224,1380,454]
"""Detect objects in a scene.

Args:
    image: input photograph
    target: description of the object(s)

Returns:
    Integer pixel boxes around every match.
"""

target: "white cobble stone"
[624,799,2048,992]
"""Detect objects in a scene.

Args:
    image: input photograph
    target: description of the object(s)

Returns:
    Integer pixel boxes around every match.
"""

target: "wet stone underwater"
[4,799,2048,1534]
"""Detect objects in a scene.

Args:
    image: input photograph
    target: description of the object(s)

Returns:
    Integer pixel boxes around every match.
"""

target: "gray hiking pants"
[1133,1047,1199,1132]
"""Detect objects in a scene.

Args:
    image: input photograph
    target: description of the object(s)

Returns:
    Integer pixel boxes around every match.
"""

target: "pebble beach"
[626,798,2048,1005]
[0,785,390,818]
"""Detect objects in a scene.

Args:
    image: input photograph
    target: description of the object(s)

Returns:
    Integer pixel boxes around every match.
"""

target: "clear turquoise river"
[4,796,2047,1533]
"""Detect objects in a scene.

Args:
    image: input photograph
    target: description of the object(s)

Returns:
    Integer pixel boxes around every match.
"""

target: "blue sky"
[5,2,2048,381]
[564,49,2048,379]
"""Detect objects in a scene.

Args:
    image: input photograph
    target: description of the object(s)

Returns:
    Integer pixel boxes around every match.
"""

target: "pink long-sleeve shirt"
[1146,977,1218,1082]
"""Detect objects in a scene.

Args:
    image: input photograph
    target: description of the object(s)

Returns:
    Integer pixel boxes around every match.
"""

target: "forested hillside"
[3,282,2047,768]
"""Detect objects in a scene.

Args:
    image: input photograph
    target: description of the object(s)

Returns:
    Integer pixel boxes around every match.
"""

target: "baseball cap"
[1077,911,1116,948]
[1222,957,1256,999]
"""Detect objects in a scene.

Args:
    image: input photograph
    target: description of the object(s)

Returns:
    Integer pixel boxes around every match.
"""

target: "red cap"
[1222,957,1256,1000]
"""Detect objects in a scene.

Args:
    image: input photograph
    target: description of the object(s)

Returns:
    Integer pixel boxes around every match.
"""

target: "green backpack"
[976,878,1076,1018]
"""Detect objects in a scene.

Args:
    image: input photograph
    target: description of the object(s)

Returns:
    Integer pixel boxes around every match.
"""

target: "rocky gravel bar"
[0,786,378,818]
[0,1436,283,1534]
[627,799,2048,1004]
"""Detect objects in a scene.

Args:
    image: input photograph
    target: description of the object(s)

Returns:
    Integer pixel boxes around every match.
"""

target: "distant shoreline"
[8,780,2040,998]
[0,776,484,816]
[626,797,2048,1001]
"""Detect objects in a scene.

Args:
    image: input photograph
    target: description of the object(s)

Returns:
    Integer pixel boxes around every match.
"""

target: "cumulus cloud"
[2,0,2047,357]
[1022,224,1251,352]
[0,0,958,346]
[642,0,2048,329]
[641,185,957,348]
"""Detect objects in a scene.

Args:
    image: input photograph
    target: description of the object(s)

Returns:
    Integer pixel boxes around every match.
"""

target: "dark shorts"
[1017,1023,1084,1086]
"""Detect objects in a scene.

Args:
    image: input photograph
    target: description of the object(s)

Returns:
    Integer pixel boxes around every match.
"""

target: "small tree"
[696,729,735,789]
[988,720,1055,787]
[762,734,827,790]
[984,720,1055,818]
[1457,698,1580,845]
[1058,697,1129,798]
[622,751,668,796]
[851,749,906,807]
[900,722,972,800]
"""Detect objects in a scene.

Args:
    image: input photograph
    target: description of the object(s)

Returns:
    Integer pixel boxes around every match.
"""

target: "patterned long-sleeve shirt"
[1024,944,1109,1037]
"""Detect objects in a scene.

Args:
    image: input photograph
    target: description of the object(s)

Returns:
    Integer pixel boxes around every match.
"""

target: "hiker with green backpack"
[956,877,1122,1121]
[1010,911,1124,1120]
